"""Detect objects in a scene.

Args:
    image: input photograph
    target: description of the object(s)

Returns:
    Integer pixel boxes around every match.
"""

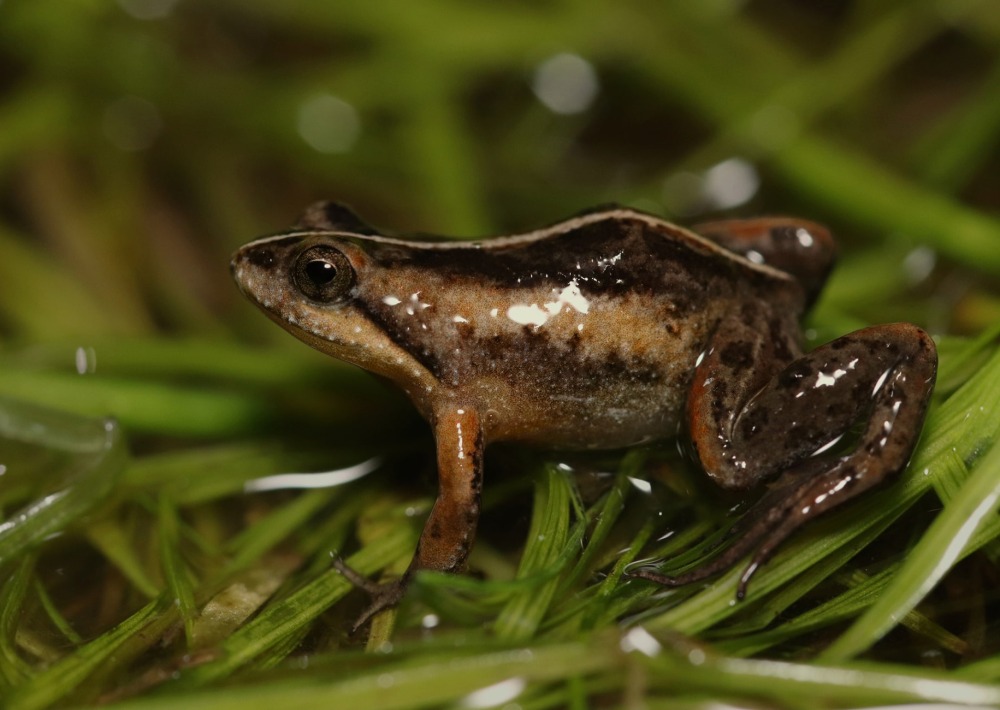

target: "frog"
[230,201,937,627]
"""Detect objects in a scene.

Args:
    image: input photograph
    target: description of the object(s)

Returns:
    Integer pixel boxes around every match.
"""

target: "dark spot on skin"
[429,522,442,540]
[825,402,849,418]
[768,318,794,362]
[769,226,796,244]
[778,360,812,388]
[740,407,770,439]
[246,248,277,270]
[720,341,754,371]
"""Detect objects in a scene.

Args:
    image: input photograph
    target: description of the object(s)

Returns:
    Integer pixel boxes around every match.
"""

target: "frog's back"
[356,211,795,448]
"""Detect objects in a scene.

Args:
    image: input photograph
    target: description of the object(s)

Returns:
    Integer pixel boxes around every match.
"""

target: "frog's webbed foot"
[332,557,409,633]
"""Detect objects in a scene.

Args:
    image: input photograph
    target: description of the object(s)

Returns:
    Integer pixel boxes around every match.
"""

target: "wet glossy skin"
[231,201,937,626]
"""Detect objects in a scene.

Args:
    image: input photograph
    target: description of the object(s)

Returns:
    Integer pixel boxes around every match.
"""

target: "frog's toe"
[332,557,409,632]
[349,580,408,633]
[626,530,763,592]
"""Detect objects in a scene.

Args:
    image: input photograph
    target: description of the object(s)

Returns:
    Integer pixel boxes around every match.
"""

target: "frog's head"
[231,232,437,393]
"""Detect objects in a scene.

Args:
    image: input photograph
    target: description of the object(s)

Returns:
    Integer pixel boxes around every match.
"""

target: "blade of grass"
[0,556,35,688]
[84,519,161,598]
[32,578,84,647]
[6,596,174,710]
[0,398,126,567]
[158,496,198,646]
[772,134,1000,274]
[0,371,275,438]
[105,633,623,710]
[558,452,639,594]
[641,647,1000,707]
[495,466,575,641]
[822,441,1000,660]
[718,565,967,657]
[177,524,416,686]
[909,56,1000,191]
[222,489,340,574]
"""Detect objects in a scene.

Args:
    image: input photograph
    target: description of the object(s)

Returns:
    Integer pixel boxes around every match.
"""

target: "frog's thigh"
[742,323,935,486]
[694,322,936,492]
[687,307,801,487]
[737,322,936,511]
[411,406,484,575]
[693,217,835,304]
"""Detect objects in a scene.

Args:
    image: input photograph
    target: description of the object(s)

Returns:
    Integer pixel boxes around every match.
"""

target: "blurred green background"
[3,0,999,352]
[3,1,1000,708]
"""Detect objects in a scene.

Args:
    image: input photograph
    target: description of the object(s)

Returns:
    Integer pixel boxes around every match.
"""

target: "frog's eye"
[293,246,355,302]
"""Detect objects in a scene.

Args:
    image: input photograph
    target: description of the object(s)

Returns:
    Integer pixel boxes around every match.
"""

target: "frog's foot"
[629,445,915,599]
[626,520,767,597]
[627,542,749,592]
[332,557,409,633]
[626,459,835,597]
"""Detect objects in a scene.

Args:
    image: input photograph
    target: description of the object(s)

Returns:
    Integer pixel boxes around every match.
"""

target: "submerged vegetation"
[1,2,1000,707]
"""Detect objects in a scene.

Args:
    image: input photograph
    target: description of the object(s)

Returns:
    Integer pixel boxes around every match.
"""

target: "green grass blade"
[178,524,416,686]
[495,466,574,641]
[157,496,198,646]
[0,398,126,567]
[6,597,172,710]
[822,441,1000,660]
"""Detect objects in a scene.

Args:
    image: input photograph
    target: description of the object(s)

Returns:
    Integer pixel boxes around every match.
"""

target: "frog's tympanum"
[232,201,937,626]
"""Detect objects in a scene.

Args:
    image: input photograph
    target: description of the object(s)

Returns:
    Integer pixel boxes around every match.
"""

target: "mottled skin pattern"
[231,201,937,627]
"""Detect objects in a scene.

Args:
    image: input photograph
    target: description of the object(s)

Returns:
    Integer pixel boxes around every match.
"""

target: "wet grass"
[2,1,1000,707]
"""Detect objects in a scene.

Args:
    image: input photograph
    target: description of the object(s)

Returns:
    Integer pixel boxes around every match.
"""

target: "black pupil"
[305,259,336,285]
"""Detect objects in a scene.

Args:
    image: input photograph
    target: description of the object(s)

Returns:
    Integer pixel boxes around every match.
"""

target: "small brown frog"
[231,202,936,625]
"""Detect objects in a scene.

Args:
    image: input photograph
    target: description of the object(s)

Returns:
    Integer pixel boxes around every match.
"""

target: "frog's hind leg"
[632,321,936,597]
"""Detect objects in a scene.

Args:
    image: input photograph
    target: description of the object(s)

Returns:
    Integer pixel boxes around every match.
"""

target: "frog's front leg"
[338,406,484,629]
[633,317,936,596]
